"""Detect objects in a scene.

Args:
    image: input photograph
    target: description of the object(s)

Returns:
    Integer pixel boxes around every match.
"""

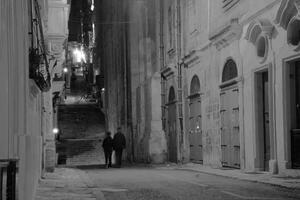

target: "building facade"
[93,0,300,176]
[179,0,300,176]
[0,0,69,199]
[123,0,300,176]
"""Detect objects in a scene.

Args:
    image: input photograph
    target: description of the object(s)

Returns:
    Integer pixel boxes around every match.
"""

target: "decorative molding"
[182,50,200,68]
[161,64,176,79]
[167,48,176,57]
[275,0,300,30]
[209,18,242,51]
[275,0,300,50]
[46,36,67,58]
[223,0,240,12]
[245,19,274,43]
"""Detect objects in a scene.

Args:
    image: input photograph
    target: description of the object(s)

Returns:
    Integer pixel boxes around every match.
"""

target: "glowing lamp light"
[91,0,94,11]
[63,67,68,73]
[53,128,59,134]
[101,88,105,92]
[73,48,86,63]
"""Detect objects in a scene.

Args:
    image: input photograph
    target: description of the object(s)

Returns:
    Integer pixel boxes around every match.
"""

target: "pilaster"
[43,0,70,172]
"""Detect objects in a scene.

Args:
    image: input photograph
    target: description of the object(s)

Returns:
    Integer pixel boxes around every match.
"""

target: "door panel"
[292,62,300,168]
[220,86,240,168]
[262,72,270,170]
[189,97,203,163]
[168,103,177,162]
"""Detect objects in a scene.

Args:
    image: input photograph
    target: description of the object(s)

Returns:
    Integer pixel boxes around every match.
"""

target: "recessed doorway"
[255,71,270,171]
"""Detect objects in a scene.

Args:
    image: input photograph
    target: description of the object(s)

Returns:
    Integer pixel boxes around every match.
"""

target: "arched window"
[168,87,176,102]
[222,59,238,82]
[190,75,200,95]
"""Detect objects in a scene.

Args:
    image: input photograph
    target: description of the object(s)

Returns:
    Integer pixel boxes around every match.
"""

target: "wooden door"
[262,72,270,170]
[189,97,203,163]
[220,86,240,168]
[168,103,177,162]
[291,62,300,168]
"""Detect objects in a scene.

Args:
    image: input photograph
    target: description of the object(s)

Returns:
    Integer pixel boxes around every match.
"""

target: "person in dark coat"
[102,131,113,168]
[113,127,126,167]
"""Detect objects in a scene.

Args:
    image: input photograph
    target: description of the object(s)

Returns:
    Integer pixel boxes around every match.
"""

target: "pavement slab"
[35,168,102,200]
[173,163,300,190]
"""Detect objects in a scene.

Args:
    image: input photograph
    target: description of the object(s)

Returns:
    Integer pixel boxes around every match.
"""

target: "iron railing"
[0,159,18,200]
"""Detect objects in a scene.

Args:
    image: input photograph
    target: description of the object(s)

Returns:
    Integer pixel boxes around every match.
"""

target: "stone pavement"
[158,163,300,190]
[35,168,105,200]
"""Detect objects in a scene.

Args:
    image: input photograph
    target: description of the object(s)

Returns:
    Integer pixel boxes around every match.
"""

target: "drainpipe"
[160,0,165,130]
[176,0,184,162]
[270,34,278,174]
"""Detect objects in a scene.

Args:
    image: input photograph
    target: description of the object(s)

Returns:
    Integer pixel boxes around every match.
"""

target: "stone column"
[148,72,167,163]
[43,0,70,172]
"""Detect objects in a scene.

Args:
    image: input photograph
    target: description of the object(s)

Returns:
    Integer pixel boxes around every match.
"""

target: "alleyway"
[36,165,300,200]
[56,74,105,166]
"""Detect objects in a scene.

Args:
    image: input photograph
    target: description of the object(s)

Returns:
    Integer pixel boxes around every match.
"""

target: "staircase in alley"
[57,104,105,166]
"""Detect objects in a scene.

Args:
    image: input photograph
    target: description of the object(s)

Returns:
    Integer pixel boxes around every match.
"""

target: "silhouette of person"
[102,131,113,168]
[113,127,126,168]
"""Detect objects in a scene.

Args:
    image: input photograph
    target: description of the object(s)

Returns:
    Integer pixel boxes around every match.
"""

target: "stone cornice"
[182,50,200,68]
[275,0,300,29]
[209,18,242,51]
[245,19,274,43]
[161,64,176,79]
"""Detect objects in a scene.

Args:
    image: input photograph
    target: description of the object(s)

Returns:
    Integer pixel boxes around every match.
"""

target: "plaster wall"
[0,0,69,198]
[95,0,130,161]
[182,0,222,167]
[208,0,300,176]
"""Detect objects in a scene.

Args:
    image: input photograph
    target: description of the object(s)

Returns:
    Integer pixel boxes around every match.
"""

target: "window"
[190,75,200,95]
[168,87,176,103]
[287,17,300,47]
[222,59,238,82]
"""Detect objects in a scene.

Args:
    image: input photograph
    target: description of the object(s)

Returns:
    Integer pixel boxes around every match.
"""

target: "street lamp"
[63,67,68,73]
[53,128,59,134]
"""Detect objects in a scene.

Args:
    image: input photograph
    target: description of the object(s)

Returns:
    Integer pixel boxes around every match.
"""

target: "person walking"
[113,127,126,168]
[102,131,113,168]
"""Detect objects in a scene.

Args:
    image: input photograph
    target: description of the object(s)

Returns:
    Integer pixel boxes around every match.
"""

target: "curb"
[174,166,300,190]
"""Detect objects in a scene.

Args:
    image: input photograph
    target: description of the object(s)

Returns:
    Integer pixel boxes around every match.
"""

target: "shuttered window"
[222,0,240,12]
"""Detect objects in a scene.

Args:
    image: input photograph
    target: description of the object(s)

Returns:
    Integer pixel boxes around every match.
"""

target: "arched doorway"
[189,75,203,163]
[220,59,240,168]
[167,87,177,162]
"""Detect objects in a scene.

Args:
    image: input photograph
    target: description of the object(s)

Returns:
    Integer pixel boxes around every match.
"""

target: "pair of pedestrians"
[102,127,126,168]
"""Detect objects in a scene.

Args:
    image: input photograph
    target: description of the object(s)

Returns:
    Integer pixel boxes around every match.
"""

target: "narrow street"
[56,74,105,166]
[36,166,300,200]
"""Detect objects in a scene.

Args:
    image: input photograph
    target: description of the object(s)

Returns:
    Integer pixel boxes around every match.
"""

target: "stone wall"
[95,0,131,159]
[128,0,167,163]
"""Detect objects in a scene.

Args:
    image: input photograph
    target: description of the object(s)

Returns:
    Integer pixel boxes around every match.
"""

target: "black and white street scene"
[1,0,300,199]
